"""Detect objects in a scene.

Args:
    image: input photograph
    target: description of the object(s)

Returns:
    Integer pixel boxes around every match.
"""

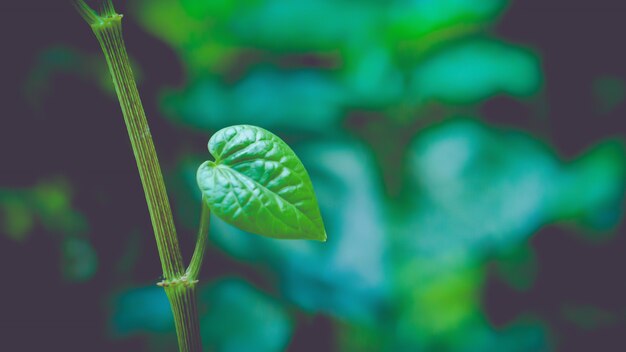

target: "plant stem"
[78,3,184,280]
[186,198,210,281]
[165,284,202,352]
[73,2,204,351]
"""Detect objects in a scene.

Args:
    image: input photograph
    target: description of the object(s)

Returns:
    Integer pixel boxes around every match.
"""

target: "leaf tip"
[314,230,327,242]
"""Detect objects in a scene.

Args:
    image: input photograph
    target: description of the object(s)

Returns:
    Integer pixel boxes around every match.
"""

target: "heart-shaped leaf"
[196,125,326,241]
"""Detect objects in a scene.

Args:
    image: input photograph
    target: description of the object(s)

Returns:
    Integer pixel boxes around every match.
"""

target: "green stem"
[82,5,184,280]
[186,198,210,281]
[164,284,202,352]
[73,2,204,351]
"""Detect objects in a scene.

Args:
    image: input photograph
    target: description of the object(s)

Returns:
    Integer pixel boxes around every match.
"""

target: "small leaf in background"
[23,46,127,109]
[548,140,626,233]
[109,286,173,337]
[0,180,89,241]
[61,237,98,282]
[399,261,484,338]
[31,180,89,236]
[0,180,96,281]
[410,39,541,104]
[197,125,326,241]
[341,45,404,108]
[199,279,292,352]
[0,195,34,241]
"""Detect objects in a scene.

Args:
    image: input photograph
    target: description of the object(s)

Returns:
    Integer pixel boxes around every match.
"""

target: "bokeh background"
[2,0,626,351]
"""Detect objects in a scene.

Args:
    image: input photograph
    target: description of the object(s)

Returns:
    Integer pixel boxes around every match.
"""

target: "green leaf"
[197,125,326,241]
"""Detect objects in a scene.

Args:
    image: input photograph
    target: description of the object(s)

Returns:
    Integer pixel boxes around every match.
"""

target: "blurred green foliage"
[23,47,124,110]
[0,180,97,282]
[130,0,540,133]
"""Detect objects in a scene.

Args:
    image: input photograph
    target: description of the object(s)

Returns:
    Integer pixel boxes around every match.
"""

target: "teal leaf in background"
[404,119,558,256]
[230,0,380,50]
[109,286,173,337]
[161,70,346,132]
[342,44,404,107]
[199,279,292,352]
[403,118,626,258]
[547,140,626,232]
[410,39,541,104]
[197,125,326,241]
[61,237,98,282]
